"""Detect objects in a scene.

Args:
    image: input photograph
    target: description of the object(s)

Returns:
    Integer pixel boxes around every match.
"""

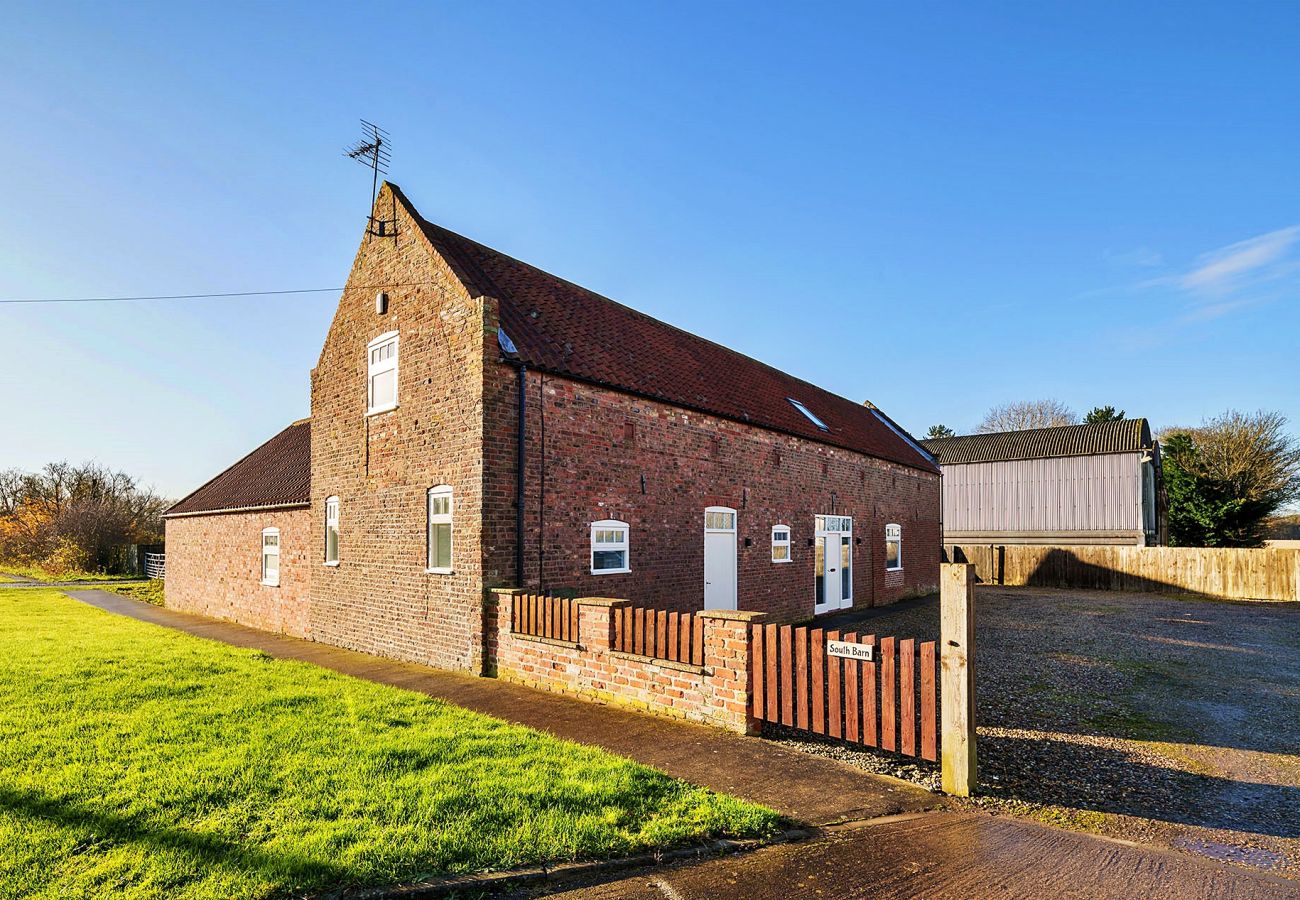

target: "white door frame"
[703,506,738,610]
[814,514,853,615]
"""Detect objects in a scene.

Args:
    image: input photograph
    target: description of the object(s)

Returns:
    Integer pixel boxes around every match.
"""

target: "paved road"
[540,814,1299,900]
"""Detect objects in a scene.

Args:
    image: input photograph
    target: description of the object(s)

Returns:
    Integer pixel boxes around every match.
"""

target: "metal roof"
[921,419,1154,465]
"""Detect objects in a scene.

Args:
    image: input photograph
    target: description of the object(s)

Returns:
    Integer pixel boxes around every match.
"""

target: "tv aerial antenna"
[345,120,392,237]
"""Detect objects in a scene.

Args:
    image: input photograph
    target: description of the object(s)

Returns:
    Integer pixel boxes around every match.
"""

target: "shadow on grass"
[0,785,350,891]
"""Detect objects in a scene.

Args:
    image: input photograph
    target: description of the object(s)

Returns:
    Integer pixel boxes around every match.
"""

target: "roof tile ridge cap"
[383,184,505,302]
[165,421,303,515]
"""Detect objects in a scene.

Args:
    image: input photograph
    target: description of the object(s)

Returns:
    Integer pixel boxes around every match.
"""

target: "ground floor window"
[886,523,902,570]
[261,528,280,586]
[427,486,453,573]
[324,496,340,565]
[591,520,630,574]
[771,525,791,562]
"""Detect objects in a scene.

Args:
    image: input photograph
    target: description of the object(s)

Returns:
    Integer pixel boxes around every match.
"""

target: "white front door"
[703,507,738,610]
[814,515,853,615]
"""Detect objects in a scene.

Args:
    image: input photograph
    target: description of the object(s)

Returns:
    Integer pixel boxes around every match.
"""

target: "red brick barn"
[164,183,941,673]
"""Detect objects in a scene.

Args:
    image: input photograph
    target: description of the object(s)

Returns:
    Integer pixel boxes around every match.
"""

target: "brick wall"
[307,184,493,673]
[164,507,311,638]
[485,367,942,621]
[488,590,762,732]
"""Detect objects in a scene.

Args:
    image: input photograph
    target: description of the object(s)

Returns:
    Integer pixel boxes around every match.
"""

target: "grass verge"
[0,589,780,898]
[0,564,140,582]
[97,579,166,606]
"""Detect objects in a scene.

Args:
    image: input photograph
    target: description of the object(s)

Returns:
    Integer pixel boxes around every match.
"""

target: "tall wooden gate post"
[941,563,977,796]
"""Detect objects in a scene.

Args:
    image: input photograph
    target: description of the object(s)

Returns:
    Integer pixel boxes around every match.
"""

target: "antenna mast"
[345,120,392,237]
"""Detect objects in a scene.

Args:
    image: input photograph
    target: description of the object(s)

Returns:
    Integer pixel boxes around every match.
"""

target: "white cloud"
[1180,225,1300,294]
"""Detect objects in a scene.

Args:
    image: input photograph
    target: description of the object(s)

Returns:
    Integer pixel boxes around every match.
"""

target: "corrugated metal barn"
[922,419,1166,546]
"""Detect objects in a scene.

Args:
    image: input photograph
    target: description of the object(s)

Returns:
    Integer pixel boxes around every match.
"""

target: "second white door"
[703,506,738,610]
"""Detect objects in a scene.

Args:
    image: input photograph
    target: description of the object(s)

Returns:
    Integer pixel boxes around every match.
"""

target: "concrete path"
[542,813,1299,899]
[63,589,937,826]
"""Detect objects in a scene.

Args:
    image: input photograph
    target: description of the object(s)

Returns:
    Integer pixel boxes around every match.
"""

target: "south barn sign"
[826,638,875,662]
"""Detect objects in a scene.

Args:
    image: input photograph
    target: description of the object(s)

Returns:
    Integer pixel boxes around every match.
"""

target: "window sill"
[323,561,340,567]
[425,567,453,575]
[886,567,903,573]
[771,558,793,564]
[366,403,398,417]
[590,568,631,576]
[261,580,280,588]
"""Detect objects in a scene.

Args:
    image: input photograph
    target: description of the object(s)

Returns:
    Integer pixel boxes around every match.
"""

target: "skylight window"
[788,398,829,431]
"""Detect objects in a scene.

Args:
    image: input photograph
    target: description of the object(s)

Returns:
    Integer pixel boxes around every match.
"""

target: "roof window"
[788,398,829,431]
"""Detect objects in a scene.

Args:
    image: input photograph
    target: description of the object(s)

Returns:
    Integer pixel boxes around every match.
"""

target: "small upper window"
[591,520,630,574]
[427,486,453,573]
[788,398,829,431]
[367,331,399,414]
[261,528,281,586]
[324,497,340,565]
[885,523,902,571]
[771,525,792,563]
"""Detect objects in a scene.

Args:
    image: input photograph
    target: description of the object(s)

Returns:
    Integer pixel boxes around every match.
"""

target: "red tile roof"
[165,420,311,516]
[397,185,938,474]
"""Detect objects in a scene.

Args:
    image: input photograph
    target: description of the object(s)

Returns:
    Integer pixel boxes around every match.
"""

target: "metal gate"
[750,624,938,761]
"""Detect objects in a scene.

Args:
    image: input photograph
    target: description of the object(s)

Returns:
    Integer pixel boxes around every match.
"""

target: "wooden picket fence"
[612,606,705,667]
[751,624,938,761]
[510,594,581,643]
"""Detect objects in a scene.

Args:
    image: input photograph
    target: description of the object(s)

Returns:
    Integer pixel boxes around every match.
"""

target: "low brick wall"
[488,589,764,733]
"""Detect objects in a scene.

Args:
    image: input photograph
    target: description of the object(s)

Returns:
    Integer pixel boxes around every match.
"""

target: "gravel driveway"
[770,586,1300,880]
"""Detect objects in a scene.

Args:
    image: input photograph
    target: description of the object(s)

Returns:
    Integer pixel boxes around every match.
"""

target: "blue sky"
[1,1,1297,500]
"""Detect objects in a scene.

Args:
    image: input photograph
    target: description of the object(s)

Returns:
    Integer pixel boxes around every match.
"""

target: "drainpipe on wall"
[516,363,527,589]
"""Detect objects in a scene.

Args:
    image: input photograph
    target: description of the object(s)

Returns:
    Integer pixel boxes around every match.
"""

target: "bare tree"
[1176,411,1300,508]
[976,399,1078,433]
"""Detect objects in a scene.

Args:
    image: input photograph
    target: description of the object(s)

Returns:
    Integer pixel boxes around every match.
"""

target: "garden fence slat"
[827,630,843,739]
[921,640,937,761]
[780,625,794,726]
[862,634,878,748]
[795,627,809,730]
[751,623,766,717]
[900,638,916,756]
[844,631,860,743]
[881,636,897,752]
[765,625,779,722]
[693,616,704,666]
[811,628,826,735]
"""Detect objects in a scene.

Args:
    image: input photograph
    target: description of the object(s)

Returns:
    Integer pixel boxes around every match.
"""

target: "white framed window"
[591,519,630,574]
[261,528,281,586]
[771,525,792,563]
[324,496,340,565]
[366,331,399,415]
[427,486,453,573]
[885,523,902,571]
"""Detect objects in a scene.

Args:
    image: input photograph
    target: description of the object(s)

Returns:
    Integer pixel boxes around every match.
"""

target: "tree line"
[922,402,1300,548]
[0,462,170,575]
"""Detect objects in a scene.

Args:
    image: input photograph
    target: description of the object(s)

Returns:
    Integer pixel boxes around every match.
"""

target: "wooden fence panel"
[780,625,794,727]
[947,543,1300,602]
[827,630,843,739]
[900,638,916,756]
[811,628,826,735]
[881,636,896,752]
[751,623,765,718]
[862,634,878,748]
[795,628,810,730]
[920,640,937,761]
[843,631,860,743]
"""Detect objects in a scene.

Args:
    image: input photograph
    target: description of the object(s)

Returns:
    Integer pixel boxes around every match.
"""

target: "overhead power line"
[0,283,438,305]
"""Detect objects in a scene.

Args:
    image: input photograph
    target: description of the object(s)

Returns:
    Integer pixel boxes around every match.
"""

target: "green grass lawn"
[97,579,166,606]
[0,589,780,898]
